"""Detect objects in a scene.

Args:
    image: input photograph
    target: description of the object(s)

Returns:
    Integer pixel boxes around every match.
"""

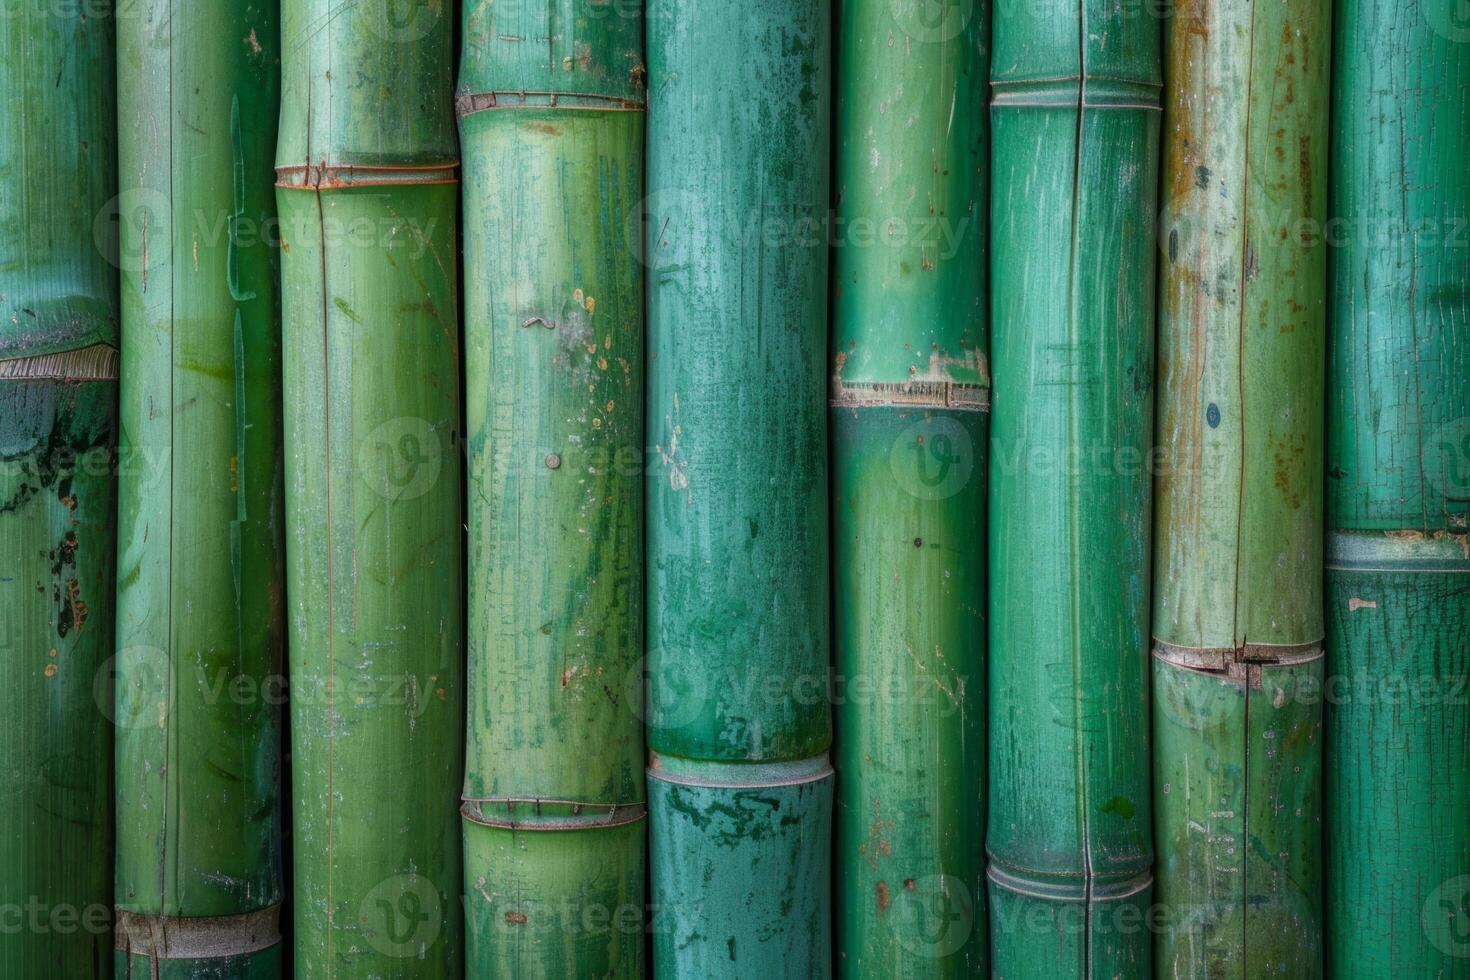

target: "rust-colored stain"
[504,911,528,925]
[875,881,890,912]
[1270,431,1308,509]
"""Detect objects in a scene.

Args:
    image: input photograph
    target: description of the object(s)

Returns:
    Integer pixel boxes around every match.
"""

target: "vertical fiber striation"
[458,0,647,975]
[275,0,463,975]
[0,3,118,976]
[645,0,834,975]
[113,1,286,976]
[831,0,989,975]
[1326,0,1470,974]
[1152,3,1331,975]
[987,0,1161,974]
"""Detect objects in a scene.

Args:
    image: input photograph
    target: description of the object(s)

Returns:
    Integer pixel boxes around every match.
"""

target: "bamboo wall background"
[0,1,1464,978]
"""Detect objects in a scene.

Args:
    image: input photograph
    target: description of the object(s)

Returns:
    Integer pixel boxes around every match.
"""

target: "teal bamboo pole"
[645,0,833,975]
[1326,0,1470,973]
[112,1,285,975]
[831,0,988,975]
[1152,3,1330,975]
[457,1,647,975]
[276,1,463,975]
[0,3,118,976]
[987,1,1160,975]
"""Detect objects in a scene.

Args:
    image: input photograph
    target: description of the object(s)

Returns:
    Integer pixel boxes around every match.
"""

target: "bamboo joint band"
[831,380,989,412]
[461,798,647,831]
[114,905,281,960]
[986,860,1153,903]
[0,344,118,381]
[646,752,833,789]
[457,90,645,117]
[275,162,459,190]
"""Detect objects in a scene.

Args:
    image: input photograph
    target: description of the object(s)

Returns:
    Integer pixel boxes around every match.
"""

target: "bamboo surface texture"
[1151,2,1331,976]
[987,1,1160,975]
[275,0,463,975]
[645,0,834,975]
[1326,0,1470,974]
[0,3,119,976]
[458,0,647,975]
[112,2,286,975]
[831,0,989,975]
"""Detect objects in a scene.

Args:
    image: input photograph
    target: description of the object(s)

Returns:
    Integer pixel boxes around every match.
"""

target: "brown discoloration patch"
[504,911,528,925]
[525,121,562,137]
[876,881,890,912]
[1269,431,1308,509]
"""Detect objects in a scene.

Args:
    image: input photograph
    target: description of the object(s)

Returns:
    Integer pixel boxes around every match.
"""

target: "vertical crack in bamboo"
[1152,0,1331,975]
[987,1,1161,974]
[275,0,464,975]
[1325,0,1470,974]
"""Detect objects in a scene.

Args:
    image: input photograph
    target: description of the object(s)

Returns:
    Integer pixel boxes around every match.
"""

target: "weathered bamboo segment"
[457,2,646,975]
[0,4,118,976]
[987,2,1160,974]
[1326,1,1470,973]
[645,1,833,974]
[1151,3,1330,975]
[276,0,463,975]
[112,3,285,976]
[831,1,988,974]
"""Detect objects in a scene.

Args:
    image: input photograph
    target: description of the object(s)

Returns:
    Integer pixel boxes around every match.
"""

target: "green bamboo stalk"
[1151,3,1330,975]
[987,1,1160,974]
[111,2,284,976]
[831,1,988,975]
[457,1,647,975]
[645,0,833,974]
[1326,1,1470,973]
[0,3,118,976]
[276,1,463,975]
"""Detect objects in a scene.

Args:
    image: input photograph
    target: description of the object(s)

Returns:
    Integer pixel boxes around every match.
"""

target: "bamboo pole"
[645,0,834,974]
[275,0,463,975]
[1325,0,1470,973]
[457,1,647,975]
[0,3,118,976]
[1151,3,1330,975]
[831,1,988,974]
[111,1,285,975]
[986,1,1160,974]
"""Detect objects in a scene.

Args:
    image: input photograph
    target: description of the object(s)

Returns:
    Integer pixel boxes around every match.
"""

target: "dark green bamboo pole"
[0,4,118,976]
[646,0,833,975]
[987,1,1160,975]
[276,1,463,975]
[831,1,988,975]
[112,2,284,976]
[457,1,647,975]
[1152,3,1330,975]
[1326,0,1470,973]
